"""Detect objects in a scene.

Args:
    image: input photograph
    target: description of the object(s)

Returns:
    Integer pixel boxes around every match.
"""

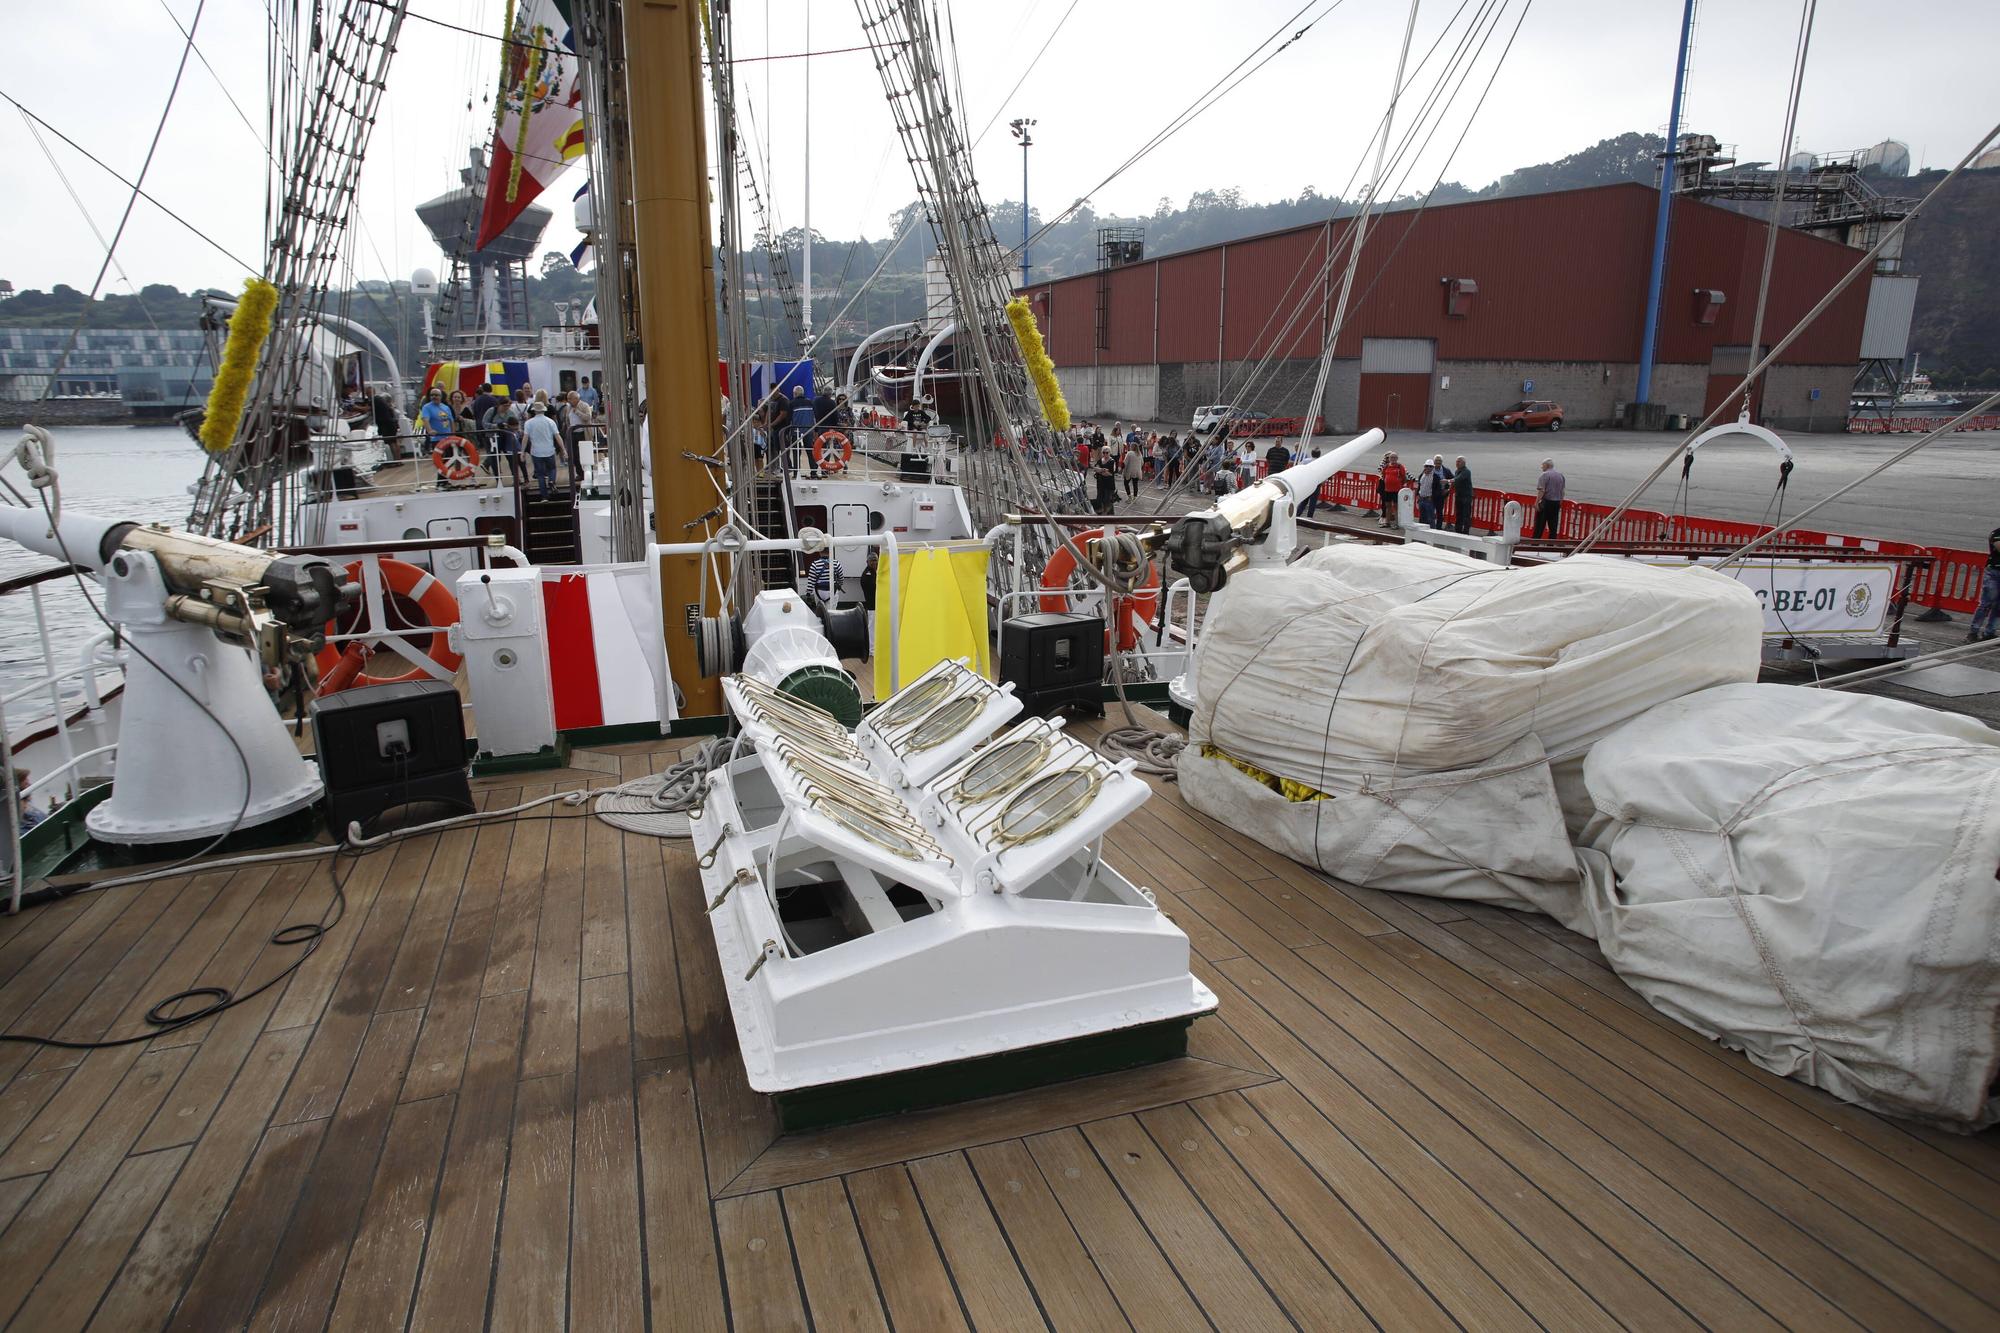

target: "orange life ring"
[811,430,854,473]
[432,434,481,482]
[1039,527,1162,653]
[314,558,464,693]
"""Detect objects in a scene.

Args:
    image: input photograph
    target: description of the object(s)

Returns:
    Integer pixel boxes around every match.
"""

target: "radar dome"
[410,268,438,297]
[1858,140,1911,177]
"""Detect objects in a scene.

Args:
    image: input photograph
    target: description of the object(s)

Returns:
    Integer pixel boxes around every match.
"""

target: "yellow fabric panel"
[872,543,991,697]
[1198,743,1331,803]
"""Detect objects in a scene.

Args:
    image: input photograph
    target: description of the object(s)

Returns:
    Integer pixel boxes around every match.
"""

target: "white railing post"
[29,586,78,803]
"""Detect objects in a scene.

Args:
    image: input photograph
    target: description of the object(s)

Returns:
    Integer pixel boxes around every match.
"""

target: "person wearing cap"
[523,401,562,499]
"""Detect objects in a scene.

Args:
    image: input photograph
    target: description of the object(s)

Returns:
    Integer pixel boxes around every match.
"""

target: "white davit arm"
[1161,428,1387,591]
[0,501,122,570]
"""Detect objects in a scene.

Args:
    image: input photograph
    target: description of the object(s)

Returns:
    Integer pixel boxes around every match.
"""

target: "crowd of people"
[414,374,606,498]
[1374,450,1475,533]
[1042,418,1578,542]
[739,382,922,478]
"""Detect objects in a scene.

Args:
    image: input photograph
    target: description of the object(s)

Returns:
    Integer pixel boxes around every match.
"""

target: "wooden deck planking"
[906,1151,1048,1331]
[568,972,647,1333]
[406,989,529,1333]
[782,1176,891,1332]
[844,1164,972,1331]
[0,734,1993,1331]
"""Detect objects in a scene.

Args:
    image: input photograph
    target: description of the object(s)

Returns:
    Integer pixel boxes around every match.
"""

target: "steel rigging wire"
[29,0,209,407]
[1193,0,1523,452]
[1123,0,1532,534]
[1569,118,2000,554]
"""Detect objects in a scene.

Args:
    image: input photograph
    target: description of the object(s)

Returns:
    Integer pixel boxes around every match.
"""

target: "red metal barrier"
[1230,416,1327,439]
[1848,415,2000,434]
[1302,468,1991,613]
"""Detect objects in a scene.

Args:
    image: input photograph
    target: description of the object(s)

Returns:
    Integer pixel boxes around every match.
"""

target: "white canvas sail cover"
[1576,684,2000,1129]
[1178,543,1762,920]
[1187,544,1763,826]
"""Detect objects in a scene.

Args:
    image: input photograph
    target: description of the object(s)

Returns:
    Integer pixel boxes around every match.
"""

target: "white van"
[1192,404,1241,434]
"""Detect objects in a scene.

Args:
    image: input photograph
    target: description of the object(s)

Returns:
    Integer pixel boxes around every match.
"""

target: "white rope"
[37,752,736,901]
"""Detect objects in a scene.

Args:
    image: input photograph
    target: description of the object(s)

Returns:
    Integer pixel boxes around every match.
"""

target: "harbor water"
[1,425,203,707]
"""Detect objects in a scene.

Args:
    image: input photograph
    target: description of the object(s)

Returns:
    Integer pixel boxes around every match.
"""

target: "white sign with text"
[1628,557,1896,637]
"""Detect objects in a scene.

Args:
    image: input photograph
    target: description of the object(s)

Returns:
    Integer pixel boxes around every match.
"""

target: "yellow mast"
[626,0,724,717]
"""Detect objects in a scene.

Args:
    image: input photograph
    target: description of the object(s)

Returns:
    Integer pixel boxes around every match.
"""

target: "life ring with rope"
[811,430,854,473]
[431,434,481,482]
[1038,527,1162,653]
[313,558,464,694]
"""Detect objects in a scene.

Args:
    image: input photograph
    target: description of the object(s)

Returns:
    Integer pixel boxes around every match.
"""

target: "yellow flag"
[873,543,991,698]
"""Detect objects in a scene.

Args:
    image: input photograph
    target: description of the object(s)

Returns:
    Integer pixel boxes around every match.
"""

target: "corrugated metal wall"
[1220,225,1327,361]
[1023,183,1870,370]
[1156,249,1223,364]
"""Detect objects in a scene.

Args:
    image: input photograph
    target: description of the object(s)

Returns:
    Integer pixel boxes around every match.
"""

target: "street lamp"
[1009,118,1036,289]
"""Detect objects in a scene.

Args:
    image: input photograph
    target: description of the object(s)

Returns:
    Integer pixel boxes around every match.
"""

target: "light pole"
[1010,118,1036,289]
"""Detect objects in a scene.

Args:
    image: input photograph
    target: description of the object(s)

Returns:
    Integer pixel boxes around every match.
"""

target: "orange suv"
[1489,399,1564,432]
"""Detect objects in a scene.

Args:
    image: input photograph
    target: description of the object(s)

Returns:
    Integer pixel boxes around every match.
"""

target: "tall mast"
[626,0,727,718]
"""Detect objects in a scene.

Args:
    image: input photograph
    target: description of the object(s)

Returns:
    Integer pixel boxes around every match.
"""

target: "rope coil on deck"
[592,737,740,838]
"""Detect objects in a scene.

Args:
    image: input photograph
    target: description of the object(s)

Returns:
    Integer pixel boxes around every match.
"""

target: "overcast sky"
[4,0,1995,297]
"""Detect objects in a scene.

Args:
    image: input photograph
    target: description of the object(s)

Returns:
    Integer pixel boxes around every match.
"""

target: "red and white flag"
[476,0,587,251]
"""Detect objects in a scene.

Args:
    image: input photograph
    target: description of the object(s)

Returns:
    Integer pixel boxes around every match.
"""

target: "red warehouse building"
[1016,182,1909,432]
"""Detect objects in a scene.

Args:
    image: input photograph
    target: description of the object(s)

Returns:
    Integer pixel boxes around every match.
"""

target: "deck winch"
[691,657,1215,1129]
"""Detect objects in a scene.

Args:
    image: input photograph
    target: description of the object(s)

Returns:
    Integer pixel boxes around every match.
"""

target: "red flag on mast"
[476,1,587,251]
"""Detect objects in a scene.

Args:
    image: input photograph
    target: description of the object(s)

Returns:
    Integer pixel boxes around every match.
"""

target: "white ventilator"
[691,669,1214,1100]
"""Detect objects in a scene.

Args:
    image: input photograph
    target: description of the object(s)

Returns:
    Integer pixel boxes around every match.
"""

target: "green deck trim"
[23,791,324,881]
[19,782,112,882]
[771,1015,1194,1133]
[471,738,571,776]
[1111,680,1174,706]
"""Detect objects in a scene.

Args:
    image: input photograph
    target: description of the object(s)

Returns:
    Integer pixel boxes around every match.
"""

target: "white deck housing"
[690,673,1215,1094]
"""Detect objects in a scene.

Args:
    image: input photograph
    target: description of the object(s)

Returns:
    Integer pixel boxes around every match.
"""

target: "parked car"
[1193,404,1247,434]
[1489,399,1564,431]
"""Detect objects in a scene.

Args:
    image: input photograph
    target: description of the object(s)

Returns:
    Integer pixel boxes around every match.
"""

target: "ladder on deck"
[522,489,580,564]
[751,477,793,591]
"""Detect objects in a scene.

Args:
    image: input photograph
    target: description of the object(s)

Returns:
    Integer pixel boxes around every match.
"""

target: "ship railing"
[289,534,528,686]
[2,566,123,810]
[539,327,601,354]
[987,517,1197,688]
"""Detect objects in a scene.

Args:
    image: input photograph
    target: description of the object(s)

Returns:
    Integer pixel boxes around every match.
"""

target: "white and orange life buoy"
[811,430,854,473]
[1039,527,1162,653]
[314,558,464,694]
[431,434,481,482]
